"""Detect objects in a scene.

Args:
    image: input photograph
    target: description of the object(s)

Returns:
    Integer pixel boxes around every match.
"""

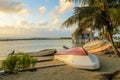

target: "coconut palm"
[61,0,120,56]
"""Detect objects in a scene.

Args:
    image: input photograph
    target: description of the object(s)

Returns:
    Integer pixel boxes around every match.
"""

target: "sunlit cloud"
[39,21,48,27]
[56,0,73,15]
[0,14,20,26]
[18,18,27,26]
[38,6,46,15]
[52,16,59,26]
[0,25,71,38]
[17,18,34,29]
[0,26,34,38]
[49,0,73,30]
[18,8,29,15]
[0,0,29,15]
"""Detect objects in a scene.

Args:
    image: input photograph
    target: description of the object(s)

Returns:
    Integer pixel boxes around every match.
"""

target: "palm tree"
[61,0,120,56]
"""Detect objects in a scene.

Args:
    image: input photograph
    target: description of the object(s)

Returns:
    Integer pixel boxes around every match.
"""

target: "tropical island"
[0,0,120,80]
[0,37,72,41]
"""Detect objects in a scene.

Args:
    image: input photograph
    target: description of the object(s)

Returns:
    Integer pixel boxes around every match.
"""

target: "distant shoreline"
[0,37,72,41]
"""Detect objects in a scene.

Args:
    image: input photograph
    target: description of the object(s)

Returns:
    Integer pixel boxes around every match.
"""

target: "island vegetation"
[0,37,72,41]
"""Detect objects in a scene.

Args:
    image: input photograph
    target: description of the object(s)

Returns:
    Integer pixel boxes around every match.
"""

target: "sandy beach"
[1,53,120,80]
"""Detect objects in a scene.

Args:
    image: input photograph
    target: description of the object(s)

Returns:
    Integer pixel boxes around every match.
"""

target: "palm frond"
[109,8,120,27]
[61,14,78,29]
[74,6,100,14]
[74,25,85,37]
[61,6,101,29]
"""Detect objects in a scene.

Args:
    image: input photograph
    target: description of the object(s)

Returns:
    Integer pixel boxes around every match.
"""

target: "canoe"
[29,49,57,57]
[83,40,112,53]
[88,44,112,53]
[54,47,100,69]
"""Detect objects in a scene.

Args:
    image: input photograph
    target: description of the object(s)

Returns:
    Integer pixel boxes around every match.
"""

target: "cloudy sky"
[0,0,75,38]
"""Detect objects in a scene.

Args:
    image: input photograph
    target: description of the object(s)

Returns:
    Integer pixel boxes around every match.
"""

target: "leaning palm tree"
[61,0,120,56]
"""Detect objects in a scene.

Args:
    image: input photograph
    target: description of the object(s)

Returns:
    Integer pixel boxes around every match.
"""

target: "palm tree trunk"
[107,31,120,57]
[90,31,93,41]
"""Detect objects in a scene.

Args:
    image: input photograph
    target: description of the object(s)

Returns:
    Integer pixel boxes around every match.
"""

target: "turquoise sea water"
[0,39,73,60]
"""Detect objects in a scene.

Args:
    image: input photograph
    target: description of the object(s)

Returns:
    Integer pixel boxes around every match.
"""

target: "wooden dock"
[35,56,65,69]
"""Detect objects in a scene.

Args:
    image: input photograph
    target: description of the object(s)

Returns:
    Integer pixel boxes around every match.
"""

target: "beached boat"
[83,40,112,53]
[29,49,57,57]
[54,47,100,69]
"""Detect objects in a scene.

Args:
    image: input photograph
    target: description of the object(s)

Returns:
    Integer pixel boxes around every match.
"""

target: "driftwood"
[29,49,57,57]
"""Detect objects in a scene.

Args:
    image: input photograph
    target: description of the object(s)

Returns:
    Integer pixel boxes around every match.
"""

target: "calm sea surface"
[0,39,73,60]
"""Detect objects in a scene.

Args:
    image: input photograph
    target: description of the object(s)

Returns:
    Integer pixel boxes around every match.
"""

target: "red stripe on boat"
[55,47,88,56]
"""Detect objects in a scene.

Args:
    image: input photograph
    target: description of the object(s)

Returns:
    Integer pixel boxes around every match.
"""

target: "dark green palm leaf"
[61,6,101,28]
[109,8,120,27]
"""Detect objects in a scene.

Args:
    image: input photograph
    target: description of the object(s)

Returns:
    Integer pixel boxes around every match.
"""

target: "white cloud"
[17,18,34,29]
[39,21,48,27]
[18,18,27,25]
[0,14,20,26]
[57,0,73,15]
[18,8,29,15]
[49,0,73,31]
[38,6,46,15]
[0,25,72,38]
[0,25,36,37]
[0,0,29,15]
[52,16,59,26]
[51,0,73,16]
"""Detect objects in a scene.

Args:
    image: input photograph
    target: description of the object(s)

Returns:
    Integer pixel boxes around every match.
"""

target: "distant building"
[72,30,95,43]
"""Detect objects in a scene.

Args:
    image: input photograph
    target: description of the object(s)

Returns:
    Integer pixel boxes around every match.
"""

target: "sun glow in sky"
[0,0,74,38]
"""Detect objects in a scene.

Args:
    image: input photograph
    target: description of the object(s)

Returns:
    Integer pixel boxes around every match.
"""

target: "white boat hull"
[54,53,100,69]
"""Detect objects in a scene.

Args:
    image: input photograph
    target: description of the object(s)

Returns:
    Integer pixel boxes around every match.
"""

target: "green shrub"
[30,58,37,67]
[1,53,37,72]
[2,55,19,72]
[17,54,31,69]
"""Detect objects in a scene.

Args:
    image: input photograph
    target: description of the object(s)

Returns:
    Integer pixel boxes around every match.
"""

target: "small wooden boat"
[29,49,57,57]
[54,47,100,69]
[83,40,112,53]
